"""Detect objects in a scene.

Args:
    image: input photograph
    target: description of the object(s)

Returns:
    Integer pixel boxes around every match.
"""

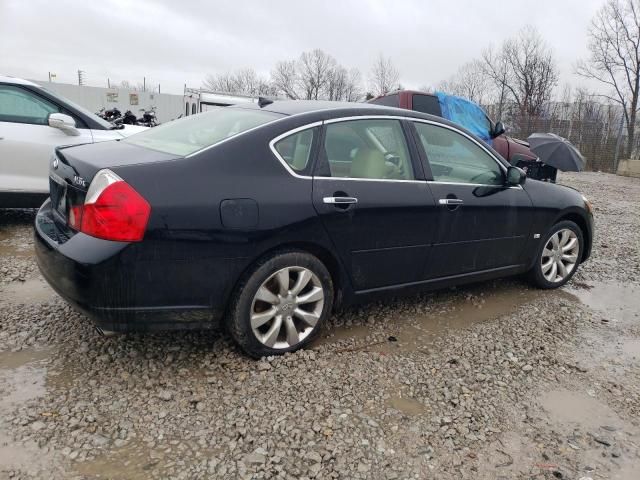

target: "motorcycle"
[138,106,159,127]
[96,107,122,123]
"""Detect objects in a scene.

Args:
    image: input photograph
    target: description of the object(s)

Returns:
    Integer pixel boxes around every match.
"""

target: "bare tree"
[369,54,400,96]
[343,68,363,102]
[203,68,276,96]
[576,0,640,157]
[298,49,336,100]
[271,60,300,99]
[482,26,559,117]
[437,60,490,104]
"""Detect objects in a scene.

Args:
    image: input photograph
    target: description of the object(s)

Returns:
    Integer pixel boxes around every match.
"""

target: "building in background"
[32,80,184,124]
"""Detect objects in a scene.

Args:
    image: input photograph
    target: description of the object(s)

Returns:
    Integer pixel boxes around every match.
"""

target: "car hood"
[117,124,149,137]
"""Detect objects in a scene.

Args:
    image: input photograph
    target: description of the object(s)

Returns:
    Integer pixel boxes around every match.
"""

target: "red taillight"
[72,169,150,242]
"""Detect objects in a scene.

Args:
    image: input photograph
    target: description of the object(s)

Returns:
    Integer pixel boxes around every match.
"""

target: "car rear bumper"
[34,199,222,332]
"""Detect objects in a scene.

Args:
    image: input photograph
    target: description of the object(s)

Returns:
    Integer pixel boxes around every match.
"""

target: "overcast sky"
[0,0,605,95]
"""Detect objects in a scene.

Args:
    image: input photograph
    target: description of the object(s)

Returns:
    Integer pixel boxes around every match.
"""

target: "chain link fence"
[485,103,629,173]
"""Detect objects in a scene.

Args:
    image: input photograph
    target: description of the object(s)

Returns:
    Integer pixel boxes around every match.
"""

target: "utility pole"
[107,78,110,88]
[77,70,85,86]
[143,76,146,92]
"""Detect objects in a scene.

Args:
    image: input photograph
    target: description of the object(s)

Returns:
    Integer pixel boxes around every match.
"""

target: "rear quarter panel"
[109,119,343,314]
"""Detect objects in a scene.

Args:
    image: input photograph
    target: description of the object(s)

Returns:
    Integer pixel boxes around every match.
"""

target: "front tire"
[227,251,334,358]
[529,220,583,289]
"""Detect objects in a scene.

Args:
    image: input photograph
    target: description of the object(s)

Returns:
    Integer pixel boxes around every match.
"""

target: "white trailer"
[183,88,258,116]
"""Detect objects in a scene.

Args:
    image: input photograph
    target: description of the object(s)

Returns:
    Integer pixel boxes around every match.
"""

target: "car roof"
[234,99,444,122]
[0,75,39,86]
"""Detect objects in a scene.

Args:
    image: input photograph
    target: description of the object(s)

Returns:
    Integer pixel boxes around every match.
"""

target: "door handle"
[438,198,464,205]
[323,196,358,205]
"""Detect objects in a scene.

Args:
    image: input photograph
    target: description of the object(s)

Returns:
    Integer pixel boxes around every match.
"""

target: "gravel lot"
[1,172,639,480]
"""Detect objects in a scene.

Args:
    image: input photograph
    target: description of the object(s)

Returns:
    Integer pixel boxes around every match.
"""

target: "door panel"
[312,178,437,290]
[0,122,93,193]
[312,118,437,291]
[412,121,533,279]
[426,183,532,277]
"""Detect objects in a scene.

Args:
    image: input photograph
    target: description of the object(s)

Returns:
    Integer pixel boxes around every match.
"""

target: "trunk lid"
[49,141,179,231]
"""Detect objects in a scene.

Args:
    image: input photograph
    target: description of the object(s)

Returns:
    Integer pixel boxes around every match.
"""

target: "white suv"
[0,75,147,208]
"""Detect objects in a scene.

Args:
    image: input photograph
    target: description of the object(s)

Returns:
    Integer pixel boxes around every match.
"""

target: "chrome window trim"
[267,114,512,185]
[268,121,323,179]
[428,180,524,190]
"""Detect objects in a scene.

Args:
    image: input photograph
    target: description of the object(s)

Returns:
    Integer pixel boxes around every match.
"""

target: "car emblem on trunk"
[73,175,87,187]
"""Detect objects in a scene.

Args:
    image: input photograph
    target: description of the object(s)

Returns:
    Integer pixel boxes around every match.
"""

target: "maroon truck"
[368,90,537,164]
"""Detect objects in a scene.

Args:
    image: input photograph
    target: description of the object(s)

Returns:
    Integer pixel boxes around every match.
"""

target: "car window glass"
[323,119,414,180]
[0,85,61,125]
[414,122,503,185]
[125,108,283,156]
[274,128,315,172]
[412,94,441,116]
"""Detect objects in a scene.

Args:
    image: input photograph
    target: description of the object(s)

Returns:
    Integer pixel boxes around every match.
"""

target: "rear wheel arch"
[225,241,346,317]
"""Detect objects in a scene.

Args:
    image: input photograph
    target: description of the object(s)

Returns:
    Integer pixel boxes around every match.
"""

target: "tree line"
[204,0,640,159]
[203,51,399,102]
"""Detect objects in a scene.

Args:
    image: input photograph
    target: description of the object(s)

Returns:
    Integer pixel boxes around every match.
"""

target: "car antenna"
[258,97,273,108]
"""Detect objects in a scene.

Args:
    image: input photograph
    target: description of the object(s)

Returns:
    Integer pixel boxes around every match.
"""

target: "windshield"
[124,108,283,156]
[39,86,113,129]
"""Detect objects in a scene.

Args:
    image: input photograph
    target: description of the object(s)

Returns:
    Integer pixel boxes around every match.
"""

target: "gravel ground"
[1,172,639,480]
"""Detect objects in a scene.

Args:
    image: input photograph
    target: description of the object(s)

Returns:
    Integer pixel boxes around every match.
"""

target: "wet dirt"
[386,394,428,416]
[317,281,574,354]
[0,276,54,305]
[0,347,59,476]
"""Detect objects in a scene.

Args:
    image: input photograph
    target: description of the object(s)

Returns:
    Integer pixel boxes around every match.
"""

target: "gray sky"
[0,0,605,95]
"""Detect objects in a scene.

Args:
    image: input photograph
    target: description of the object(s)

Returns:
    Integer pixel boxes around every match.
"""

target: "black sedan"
[34,100,593,358]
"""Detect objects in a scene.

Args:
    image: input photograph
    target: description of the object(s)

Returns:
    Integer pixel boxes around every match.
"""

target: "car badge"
[53,158,59,169]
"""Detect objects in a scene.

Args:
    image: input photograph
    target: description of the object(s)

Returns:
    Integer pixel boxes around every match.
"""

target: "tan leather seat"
[350,148,386,179]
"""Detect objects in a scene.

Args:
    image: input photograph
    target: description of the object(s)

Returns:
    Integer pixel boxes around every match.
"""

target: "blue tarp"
[435,91,492,146]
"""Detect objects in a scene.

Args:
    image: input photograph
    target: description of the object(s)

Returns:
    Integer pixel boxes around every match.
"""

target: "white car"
[0,75,147,208]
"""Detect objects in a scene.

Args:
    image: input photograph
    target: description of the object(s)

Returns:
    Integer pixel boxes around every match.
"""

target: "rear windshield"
[124,108,283,156]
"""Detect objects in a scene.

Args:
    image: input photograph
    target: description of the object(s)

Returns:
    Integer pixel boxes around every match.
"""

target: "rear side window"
[274,128,316,172]
[125,108,283,156]
[369,94,399,107]
[412,94,442,116]
[322,119,414,180]
[0,85,61,125]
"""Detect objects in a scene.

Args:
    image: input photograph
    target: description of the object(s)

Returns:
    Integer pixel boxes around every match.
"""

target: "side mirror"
[506,166,526,186]
[491,121,506,138]
[48,113,79,136]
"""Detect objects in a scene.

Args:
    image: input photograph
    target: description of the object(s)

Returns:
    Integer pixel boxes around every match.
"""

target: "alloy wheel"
[541,228,580,283]
[250,266,324,349]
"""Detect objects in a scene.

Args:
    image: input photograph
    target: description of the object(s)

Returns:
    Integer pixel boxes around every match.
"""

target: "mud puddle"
[567,281,640,326]
[0,277,54,305]
[0,347,59,477]
[538,389,640,480]
[567,280,640,370]
[317,281,558,354]
[386,394,428,416]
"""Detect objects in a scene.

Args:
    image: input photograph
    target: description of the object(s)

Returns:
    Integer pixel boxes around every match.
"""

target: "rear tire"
[227,251,334,359]
[529,220,583,289]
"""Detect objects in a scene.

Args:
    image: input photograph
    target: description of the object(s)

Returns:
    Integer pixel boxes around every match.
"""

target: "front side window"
[125,107,283,156]
[414,122,503,186]
[0,85,61,125]
[322,119,414,180]
[274,128,315,172]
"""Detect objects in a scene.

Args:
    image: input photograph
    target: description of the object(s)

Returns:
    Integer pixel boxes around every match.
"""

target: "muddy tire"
[227,251,334,359]
[529,220,583,289]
